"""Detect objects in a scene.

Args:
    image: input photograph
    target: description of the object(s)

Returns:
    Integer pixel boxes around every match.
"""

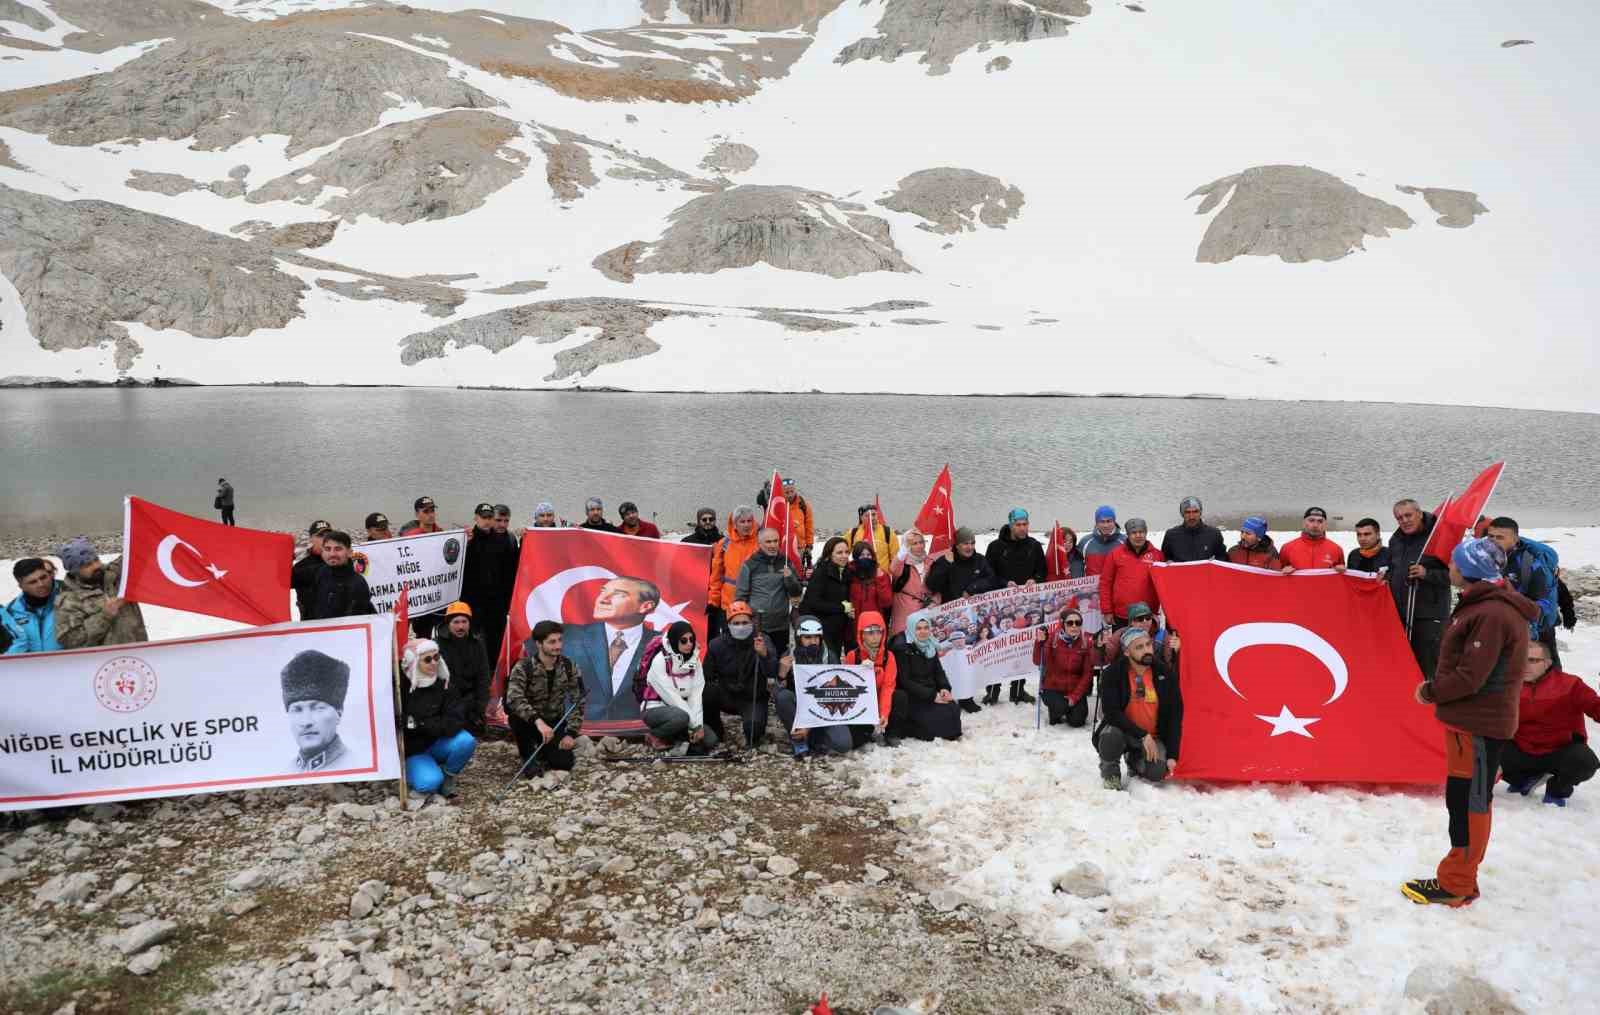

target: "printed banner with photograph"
[929,577,1101,699]
[791,664,881,730]
[353,529,465,617]
[495,529,713,735]
[0,616,399,811]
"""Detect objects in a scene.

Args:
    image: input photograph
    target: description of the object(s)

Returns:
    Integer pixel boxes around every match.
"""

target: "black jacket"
[892,642,952,704]
[307,562,376,620]
[1346,546,1393,575]
[926,550,997,602]
[1094,655,1183,759]
[1387,513,1451,623]
[580,519,619,533]
[682,525,723,546]
[800,561,852,648]
[434,625,492,735]
[1160,523,1227,564]
[400,678,466,756]
[462,528,518,613]
[703,633,778,701]
[985,525,1046,585]
[291,552,323,618]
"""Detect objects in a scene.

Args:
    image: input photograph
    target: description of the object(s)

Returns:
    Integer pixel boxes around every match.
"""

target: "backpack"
[1511,538,1560,630]
[632,633,669,704]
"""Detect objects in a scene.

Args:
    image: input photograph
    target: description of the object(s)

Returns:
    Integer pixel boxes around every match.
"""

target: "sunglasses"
[862,626,884,635]
[676,635,695,645]
[419,653,439,663]
[1062,619,1082,627]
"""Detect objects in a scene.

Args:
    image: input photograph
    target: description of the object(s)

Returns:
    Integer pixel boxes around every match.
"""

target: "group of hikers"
[2,478,1594,908]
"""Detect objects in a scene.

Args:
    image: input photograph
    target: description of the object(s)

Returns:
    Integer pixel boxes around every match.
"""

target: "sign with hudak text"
[791,664,880,730]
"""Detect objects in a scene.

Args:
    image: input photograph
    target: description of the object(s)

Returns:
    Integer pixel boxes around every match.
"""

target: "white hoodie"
[645,650,705,729]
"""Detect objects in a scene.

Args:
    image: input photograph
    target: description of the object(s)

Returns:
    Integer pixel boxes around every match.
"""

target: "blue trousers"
[406,729,477,794]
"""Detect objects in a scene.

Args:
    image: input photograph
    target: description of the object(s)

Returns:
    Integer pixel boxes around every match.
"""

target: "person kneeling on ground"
[844,610,900,748]
[702,601,777,749]
[400,639,476,798]
[776,616,851,759]
[1033,607,1097,727]
[1501,639,1600,808]
[640,620,720,755]
[505,620,588,775]
[1093,627,1181,789]
[890,611,962,741]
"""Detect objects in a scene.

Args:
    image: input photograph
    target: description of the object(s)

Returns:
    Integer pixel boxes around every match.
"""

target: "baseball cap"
[1304,506,1328,520]
[1127,602,1153,621]
[364,512,389,529]
[414,496,436,512]
[474,502,495,517]
[308,519,332,536]
[445,601,473,618]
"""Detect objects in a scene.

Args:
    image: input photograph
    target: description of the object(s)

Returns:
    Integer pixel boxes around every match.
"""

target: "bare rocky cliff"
[837,0,1090,74]
[1188,165,1415,263]
[878,168,1024,233]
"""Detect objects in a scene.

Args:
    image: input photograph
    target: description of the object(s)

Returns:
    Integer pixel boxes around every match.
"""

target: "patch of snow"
[410,34,451,49]
[0,37,166,91]
[0,0,79,48]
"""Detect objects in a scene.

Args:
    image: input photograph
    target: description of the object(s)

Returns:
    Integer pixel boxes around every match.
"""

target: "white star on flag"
[1255,705,1321,738]
[647,599,691,628]
[205,563,228,580]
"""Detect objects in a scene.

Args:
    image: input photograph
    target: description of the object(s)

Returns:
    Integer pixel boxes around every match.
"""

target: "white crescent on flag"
[1213,621,1349,705]
[156,534,208,589]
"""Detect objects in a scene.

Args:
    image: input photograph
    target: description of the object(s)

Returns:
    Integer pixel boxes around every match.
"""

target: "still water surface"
[2,388,1596,538]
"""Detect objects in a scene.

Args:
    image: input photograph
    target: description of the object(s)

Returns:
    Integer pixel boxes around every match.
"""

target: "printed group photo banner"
[354,529,465,617]
[0,616,399,811]
[929,577,1101,699]
[792,664,880,730]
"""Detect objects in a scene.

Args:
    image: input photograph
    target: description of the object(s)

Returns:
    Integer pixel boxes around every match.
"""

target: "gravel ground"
[0,734,1145,1015]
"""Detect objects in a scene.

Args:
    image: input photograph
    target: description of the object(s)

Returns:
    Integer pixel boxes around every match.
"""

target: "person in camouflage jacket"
[505,621,588,772]
[55,538,147,649]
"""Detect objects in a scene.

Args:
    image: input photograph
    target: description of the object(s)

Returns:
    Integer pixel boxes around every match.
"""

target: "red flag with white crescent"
[765,468,803,572]
[118,496,293,625]
[1421,462,1505,564]
[913,465,956,556]
[1150,561,1443,784]
[492,528,712,737]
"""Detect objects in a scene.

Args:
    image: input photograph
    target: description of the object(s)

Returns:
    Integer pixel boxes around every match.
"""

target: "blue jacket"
[2,588,61,654]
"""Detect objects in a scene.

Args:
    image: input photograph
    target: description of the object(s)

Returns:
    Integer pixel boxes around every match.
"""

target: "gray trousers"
[1097,726,1168,783]
[641,703,720,748]
[773,689,853,755]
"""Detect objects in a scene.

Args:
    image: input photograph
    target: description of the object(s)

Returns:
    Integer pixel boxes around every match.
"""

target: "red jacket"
[848,571,893,629]
[1032,630,1097,700]
[1099,540,1165,621]
[1278,535,1343,570]
[1515,669,1600,756]
[620,521,662,539]
[844,610,897,724]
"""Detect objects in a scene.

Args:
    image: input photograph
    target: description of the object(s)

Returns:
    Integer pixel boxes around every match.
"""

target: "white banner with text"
[353,529,465,617]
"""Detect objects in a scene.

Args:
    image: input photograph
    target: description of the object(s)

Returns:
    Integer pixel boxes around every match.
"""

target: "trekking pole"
[495,701,578,804]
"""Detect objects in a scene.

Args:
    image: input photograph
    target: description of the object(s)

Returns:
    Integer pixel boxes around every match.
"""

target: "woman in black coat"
[889,611,962,741]
[400,639,478,798]
[800,536,853,657]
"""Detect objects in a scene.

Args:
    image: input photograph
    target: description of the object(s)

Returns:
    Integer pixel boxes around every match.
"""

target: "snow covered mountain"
[1,0,1594,411]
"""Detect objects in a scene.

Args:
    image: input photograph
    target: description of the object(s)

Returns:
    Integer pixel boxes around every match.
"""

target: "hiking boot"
[438,773,459,798]
[882,734,902,748]
[516,761,544,780]
[686,741,709,757]
[1504,774,1548,797]
[959,698,982,714]
[1102,773,1123,791]
[644,733,672,751]
[1013,681,1036,705]
[1400,878,1477,907]
[1542,789,1568,808]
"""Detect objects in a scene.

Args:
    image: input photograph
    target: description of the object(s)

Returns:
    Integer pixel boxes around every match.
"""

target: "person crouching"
[505,621,588,776]
[640,621,720,756]
[1033,607,1097,727]
[400,639,477,798]
[775,616,851,759]
[1093,627,1182,789]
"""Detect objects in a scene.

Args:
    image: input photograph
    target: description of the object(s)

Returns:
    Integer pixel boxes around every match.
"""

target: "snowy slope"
[0,0,1596,411]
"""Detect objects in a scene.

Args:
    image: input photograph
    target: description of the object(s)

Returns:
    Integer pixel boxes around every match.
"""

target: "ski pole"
[495,700,578,804]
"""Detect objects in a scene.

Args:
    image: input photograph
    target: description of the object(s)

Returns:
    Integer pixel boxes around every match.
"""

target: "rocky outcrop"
[44,0,216,53]
[751,309,854,331]
[0,0,51,33]
[126,169,246,199]
[398,297,702,381]
[661,0,845,29]
[700,142,759,175]
[0,183,307,357]
[1396,185,1488,228]
[247,112,527,224]
[1187,165,1414,263]
[231,220,340,250]
[878,168,1024,233]
[315,278,462,319]
[595,185,914,282]
[0,24,496,156]
[986,56,1011,72]
[837,0,1090,75]
[1501,39,1534,48]
[537,132,600,202]
[0,137,24,170]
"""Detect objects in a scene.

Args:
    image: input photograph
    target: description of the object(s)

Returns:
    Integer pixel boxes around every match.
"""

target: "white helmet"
[796,616,824,637]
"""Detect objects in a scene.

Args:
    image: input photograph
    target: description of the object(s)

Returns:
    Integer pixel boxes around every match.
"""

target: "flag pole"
[393,632,409,810]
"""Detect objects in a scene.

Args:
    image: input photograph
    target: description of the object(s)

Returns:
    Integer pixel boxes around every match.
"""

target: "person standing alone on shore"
[215,478,236,526]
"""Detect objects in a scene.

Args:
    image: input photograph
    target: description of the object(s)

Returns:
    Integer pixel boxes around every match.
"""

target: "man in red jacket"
[1501,639,1600,807]
[1279,507,1347,572]
[1098,518,1165,628]
[1403,538,1540,907]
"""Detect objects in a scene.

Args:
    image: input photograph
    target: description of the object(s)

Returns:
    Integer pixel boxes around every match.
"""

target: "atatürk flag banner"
[119,497,293,625]
[1151,562,1443,784]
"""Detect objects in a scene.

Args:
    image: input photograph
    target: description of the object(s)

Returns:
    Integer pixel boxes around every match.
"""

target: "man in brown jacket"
[1402,538,1539,907]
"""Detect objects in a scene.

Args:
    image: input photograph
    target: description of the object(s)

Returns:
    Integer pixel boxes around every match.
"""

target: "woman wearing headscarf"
[801,536,854,657]
[640,620,719,755]
[846,540,893,651]
[889,610,963,741]
[400,639,477,798]
[890,529,936,641]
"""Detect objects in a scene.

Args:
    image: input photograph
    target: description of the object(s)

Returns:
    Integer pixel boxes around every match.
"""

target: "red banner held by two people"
[1151,561,1444,784]
[119,496,293,625]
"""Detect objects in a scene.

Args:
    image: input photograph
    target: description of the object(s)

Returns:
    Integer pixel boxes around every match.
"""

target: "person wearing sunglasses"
[1033,607,1098,728]
[1093,626,1182,790]
[399,639,477,798]
[640,621,719,756]
[681,508,723,546]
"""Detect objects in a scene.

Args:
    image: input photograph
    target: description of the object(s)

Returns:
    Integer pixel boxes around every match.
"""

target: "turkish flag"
[764,468,804,572]
[118,496,293,625]
[492,528,712,736]
[913,465,956,556]
[1046,520,1072,581]
[1151,561,1443,784]
[394,581,410,652]
[1421,462,1505,563]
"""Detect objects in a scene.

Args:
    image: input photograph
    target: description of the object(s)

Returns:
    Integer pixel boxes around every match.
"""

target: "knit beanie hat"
[1125,518,1148,534]
[401,639,449,691]
[1119,626,1150,651]
[1180,496,1202,513]
[1242,516,1269,539]
[1008,508,1029,525]
[1095,506,1116,523]
[59,537,97,573]
[1452,537,1506,583]
[281,650,351,709]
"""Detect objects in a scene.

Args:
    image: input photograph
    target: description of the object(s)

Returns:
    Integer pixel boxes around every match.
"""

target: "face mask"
[855,557,877,575]
[728,622,754,640]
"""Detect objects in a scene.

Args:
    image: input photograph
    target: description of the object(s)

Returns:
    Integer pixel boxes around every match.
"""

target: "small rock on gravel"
[116,918,177,956]
[927,888,964,913]
[297,825,326,845]
[127,946,167,976]
[34,872,97,905]
[226,868,268,892]
[766,856,799,877]
[741,894,779,919]
[864,864,890,885]
[1051,862,1109,899]
[65,818,98,837]
[109,873,142,898]
[692,908,720,931]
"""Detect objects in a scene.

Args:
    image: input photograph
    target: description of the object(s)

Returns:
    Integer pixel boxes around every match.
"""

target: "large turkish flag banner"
[1151,562,1444,784]
[492,529,712,736]
[118,497,293,625]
